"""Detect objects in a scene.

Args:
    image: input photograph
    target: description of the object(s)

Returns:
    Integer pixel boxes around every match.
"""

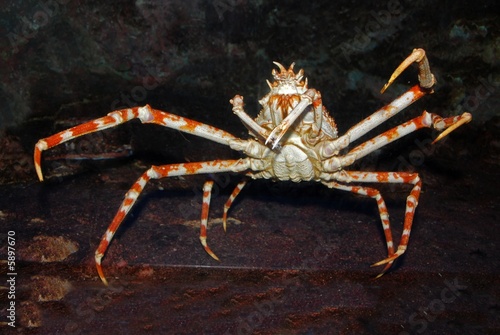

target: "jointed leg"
[34,104,239,180]
[341,110,472,164]
[332,171,422,272]
[322,109,467,172]
[95,159,249,285]
[200,180,219,260]
[322,180,395,276]
[199,178,249,261]
[230,95,270,142]
[222,179,249,231]
[323,48,439,156]
[326,86,429,156]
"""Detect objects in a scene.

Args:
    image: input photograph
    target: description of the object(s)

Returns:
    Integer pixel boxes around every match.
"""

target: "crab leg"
[230,95,270,142]
[95,159,249,285]
[322,180,395,276]
[34,104,239,180]
[329,171,422,274]
[381,48,435,94]
[222,179,248,231]
[267,49,436,153]
[323,48,438,155]
[200,178,249,260]
[348,171,421,268]
[326,85,429,156]
[342,111,472,163]
[200,180,220,260]
[431,115,472,144]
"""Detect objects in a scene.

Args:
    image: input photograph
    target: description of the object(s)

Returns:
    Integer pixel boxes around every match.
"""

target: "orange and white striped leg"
[339,110,472,165]
[323,85,429,156]
[95,159,249,285]
[325,49,438,154]
[199,180,220,261]
[34,104,239,181]
[200,178,250,260]
[333,171,422,273]
[368,172,421,268]
[322,181,395,276]
[222,179,248,231]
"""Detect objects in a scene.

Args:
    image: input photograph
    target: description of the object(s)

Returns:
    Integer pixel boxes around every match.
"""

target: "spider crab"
[34,48,471,285]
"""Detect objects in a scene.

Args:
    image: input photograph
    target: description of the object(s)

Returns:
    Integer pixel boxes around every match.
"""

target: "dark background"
[0,0,498,334]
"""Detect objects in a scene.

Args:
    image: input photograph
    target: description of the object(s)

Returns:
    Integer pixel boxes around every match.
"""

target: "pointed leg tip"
[96,254,109,286]
[34,165,44,182]
[200,237,220,261]
[432,112,472,144]
[371,257,394,268]
[96,263,109,286]
[371,258,384,267]
[222,214,228,232]
[380,83,389,94]
[100,276,109,286]
[206,248,220,262]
